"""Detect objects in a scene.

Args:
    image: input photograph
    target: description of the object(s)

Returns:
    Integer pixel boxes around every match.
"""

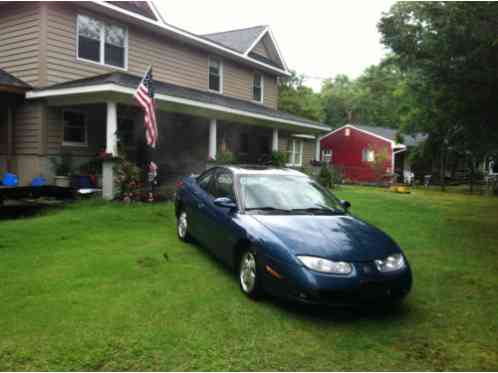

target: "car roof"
[214,165,308,177]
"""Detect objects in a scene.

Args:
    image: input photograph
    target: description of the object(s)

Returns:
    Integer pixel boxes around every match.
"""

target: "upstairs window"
[253,73,263,103]
[208,57,223,92]
[77,15,127,69]
[362,148,375,162]
[63,110,87,146]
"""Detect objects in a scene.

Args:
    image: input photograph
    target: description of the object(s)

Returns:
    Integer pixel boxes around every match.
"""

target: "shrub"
[318,164,332,188]
[114,159,144,202]
[271,151,287,167]
[214,150,237,164]
[50,153,73,176]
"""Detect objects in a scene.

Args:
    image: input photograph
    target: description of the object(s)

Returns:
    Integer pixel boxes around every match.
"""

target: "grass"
[0,187,497,371]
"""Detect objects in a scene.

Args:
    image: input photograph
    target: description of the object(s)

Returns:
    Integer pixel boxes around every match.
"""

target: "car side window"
[214,171,235,200]
[197,170,215,193]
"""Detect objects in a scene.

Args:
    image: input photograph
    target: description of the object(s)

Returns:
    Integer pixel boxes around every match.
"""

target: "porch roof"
[0,68,31,94]
[26,72,330,133]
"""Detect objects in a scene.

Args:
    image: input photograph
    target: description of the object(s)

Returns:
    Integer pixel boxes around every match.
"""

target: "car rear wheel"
[177,210,192,242]
[239,249,262,299]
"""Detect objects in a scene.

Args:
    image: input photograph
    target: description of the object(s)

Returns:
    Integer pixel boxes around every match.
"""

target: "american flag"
[134,67,158,148]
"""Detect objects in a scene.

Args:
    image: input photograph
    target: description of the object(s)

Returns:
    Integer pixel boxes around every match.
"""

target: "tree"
[278,71,323,122]
[378,2,498,190]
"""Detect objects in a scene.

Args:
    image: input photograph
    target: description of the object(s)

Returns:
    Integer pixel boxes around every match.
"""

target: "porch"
[26,72,328,199]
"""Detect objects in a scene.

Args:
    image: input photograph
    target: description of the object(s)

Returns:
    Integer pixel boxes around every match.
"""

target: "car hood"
[250,214,400,262]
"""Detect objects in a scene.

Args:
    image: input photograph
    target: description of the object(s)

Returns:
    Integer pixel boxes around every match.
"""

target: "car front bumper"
[261,257,413,307]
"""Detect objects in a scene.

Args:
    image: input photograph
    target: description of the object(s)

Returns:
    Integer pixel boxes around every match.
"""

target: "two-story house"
[0,1,329,198]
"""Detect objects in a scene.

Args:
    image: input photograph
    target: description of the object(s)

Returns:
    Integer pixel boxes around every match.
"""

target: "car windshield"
[239,175,346,215]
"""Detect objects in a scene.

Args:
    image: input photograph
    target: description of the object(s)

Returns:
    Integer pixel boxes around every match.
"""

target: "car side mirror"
[340,200,351,210]
[214,197,237,210]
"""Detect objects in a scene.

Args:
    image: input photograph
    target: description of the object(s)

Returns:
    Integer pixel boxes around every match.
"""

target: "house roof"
[27,72,328,132]
[353,125,427,147]
[203,26,268,54]
[88,2,290,76]
[0,68,31,92]
[107,1,158,22]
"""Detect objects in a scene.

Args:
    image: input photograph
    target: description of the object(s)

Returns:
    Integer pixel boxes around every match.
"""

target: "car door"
[188,168,216,240]
[207,169,240,264]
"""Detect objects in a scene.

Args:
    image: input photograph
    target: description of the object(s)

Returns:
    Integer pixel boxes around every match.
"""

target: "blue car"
[175,166,412,306]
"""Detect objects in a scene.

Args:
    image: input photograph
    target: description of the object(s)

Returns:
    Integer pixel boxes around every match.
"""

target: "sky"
[155,0,397,92]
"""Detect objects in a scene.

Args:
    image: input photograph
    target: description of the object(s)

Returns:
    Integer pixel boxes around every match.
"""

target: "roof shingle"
[202,25,267,54]
[33,72,327,129]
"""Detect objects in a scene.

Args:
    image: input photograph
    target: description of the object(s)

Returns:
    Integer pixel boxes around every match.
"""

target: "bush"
[318,165,332,188]
[50,153,73,176]
[271,151,287,167]
[214,150,237,164]
[114,159,144,202]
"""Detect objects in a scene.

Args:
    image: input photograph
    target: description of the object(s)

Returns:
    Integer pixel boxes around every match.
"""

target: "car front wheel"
[239,249,262,299]
[177,209,192,242]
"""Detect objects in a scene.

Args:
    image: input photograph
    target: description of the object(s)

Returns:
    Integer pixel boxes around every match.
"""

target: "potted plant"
[50,153,73,187]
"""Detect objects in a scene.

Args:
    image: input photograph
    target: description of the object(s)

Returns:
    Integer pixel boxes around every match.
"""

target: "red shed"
[320,124,425,183]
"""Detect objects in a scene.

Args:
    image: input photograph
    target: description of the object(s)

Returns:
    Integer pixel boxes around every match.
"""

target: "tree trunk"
[440,146,446,191]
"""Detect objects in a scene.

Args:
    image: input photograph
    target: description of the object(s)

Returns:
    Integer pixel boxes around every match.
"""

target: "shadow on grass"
[187,238,414,324]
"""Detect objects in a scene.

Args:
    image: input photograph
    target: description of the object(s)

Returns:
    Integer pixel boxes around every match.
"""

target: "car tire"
[177,209,192,242]
[238,249,263,300]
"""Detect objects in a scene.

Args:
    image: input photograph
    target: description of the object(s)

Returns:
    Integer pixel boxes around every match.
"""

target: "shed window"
[208,57,223,92]
[287,139,304,167]
[362,148,375,162]
[77,15,127,69]
[322,149,332,163]
[253,73,263,103]
[63,111,87,146]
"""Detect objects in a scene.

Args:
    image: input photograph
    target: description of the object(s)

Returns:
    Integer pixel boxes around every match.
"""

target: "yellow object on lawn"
[389,186,411,194]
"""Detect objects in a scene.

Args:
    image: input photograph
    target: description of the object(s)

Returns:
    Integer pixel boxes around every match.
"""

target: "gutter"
[26,84,330,133]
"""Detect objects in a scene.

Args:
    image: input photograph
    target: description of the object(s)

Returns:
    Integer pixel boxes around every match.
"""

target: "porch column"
[315,135,321,162]
[209,118,217,160]
[103,101,117,200]
[272,128,279,152]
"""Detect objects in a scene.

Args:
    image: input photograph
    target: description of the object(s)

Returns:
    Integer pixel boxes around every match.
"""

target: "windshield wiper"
[245,206,291,213]
[291,204,343,214]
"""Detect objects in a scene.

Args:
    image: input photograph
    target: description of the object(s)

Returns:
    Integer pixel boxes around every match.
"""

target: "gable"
[245,29,286,70]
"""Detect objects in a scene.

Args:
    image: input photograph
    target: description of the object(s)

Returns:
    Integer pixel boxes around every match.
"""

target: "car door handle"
[197,202,205,209]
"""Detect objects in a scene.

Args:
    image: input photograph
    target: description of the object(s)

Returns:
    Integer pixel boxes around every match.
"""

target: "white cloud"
[154,0,396,92]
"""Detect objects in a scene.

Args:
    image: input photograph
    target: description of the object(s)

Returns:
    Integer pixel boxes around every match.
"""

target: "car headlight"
[297,256,352,274]
[374,254,406,273]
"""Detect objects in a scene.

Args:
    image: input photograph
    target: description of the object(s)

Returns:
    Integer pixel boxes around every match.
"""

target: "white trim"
[88,1,291,77]
[208,56,223,94]
[320,124,396,146]
[76,14,128,71]
[26,84,331,132]
[291,134,315,139]
[244,27,288,72]
[147,1,167,25]
[62,109,88,147]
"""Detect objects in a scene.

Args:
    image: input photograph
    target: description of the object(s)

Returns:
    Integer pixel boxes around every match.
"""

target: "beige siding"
[302,139,315,167]
[13,101,44,155]
[0,3,41,86]
[47,104,106,157]
[264,75,278,109]
[44,3,279,108]
[252,39,270,59]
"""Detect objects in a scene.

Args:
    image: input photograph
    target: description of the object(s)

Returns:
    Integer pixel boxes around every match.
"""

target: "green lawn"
[1,187,497,371]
